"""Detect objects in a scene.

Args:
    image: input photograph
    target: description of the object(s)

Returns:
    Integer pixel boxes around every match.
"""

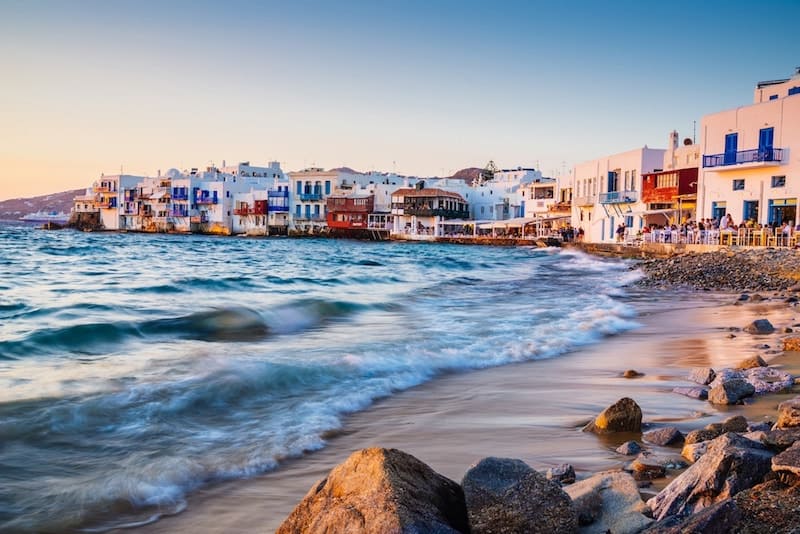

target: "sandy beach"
[130,287,800,533]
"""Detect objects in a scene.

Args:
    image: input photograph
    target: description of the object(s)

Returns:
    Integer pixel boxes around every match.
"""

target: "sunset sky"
[2,0,799,200]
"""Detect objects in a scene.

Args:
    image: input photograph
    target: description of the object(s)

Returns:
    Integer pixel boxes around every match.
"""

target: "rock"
[630,452,685,481]
[622,369,644,378]
[461,457,577,534]
[785,327,794,333]
[545,464,575,485]
[744,319,775,334]
[646,433,773,521]
[708,378,755,405]
[722,415,749,433]
[784,336,800,351]
[642,499,742,534]
[750,293,765,302]
[747,421,772,432]
[563,470,653,534]
[681,441,708,463]
[687,367,716,385]
[672,386,708,400]
[276,448,469,534]
[615,441,641,456]
[738,293,750,301]
[642,426,684,447]
[583,397,642,434]
[741,430,768,444]
[736,355,767,369]
[684,427,720,445]
[743,366,794,394]
[732,479,800,532]
[775,396,800,428]
[764,428,800,450]
[772,441,800,477]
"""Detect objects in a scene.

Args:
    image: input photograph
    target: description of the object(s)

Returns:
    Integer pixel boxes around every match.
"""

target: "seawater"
[0,222,641,532]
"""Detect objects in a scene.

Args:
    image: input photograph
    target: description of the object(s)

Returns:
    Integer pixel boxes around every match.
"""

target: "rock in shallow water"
[708,378,755,405]
[583,397,642,434]
[616,441,641,455]
[642,426,684,447]
[672,386,708,400]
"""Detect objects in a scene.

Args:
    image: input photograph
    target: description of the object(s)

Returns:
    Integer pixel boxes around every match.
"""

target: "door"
[743,200,759,224]
[759,127,774,161]
[724,133,738,165]
[712,202,726,221]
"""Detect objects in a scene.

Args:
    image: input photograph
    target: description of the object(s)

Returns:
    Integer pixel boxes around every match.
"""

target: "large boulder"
[708,378,755,405]
[461,457,577,534]
[563,470,653,534]
[775,396,800,428]
[732,480,800,532]
[582,397,642,434]
[763,427,800,450]
[642,499,742,534]
[276,448,469,534]
[646,433,773,521]
[744,319,775,334]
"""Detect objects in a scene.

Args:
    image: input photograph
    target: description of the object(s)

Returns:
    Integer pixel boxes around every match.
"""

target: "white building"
[698,68,800,227]
[572,147,665,243]
[287,168,379,232]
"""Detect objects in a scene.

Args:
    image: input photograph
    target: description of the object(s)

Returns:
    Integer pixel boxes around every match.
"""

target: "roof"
[391,188,467,201]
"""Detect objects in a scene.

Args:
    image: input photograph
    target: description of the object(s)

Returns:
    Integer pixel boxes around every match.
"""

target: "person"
[616,223,625,242]
[577,227,585,241]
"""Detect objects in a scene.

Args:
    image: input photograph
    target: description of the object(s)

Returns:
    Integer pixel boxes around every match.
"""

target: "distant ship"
[20,210,71,224]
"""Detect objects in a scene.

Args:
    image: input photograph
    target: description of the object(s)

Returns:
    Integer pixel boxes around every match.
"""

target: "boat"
[19,210,71,224]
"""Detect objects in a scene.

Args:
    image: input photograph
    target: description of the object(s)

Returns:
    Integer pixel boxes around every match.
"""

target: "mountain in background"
[0,189,83,221]
[447,167,483,186]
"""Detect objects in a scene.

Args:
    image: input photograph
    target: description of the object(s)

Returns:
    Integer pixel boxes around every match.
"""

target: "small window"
[769,94,779,101]
[772,175,786,188]
[789,87,800,96]
[625,215,633,227]
[733,179,745,191]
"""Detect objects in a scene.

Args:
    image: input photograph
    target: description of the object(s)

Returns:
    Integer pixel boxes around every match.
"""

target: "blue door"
[305,205,311,219]
[743,200,759,223]
[711,202,726,221]
[724,133,738,165]
[609,216,615,240]
[296,181,302,195]
[759,127,774,161]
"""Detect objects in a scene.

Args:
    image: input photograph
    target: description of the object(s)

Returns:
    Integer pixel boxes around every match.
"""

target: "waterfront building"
[390,182,470,239]
[81,174,144,230]
[641,131,700,227]
[698,68,800,229]
[572,147,665,243]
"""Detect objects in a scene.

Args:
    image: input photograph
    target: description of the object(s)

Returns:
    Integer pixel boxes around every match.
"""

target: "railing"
[170,209,189,217]
[573,195,595,206]
[268,203,289,212]
[299,193,323,201]
[123,207,138,215]
[599,190,638,204]
[195,197,218,205]
[234,208,250,216]
[402,207,471,218]
[703,147,784,168]
[172,192,189,200]
[97,198,118,209]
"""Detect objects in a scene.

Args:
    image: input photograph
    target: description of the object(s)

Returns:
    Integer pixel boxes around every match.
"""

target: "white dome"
[165,168,182,179]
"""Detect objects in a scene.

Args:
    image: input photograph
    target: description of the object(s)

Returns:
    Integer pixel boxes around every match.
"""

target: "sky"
[1,0,799,200]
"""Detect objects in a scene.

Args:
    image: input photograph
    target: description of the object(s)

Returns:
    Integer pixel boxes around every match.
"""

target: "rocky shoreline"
[274,253,800,533]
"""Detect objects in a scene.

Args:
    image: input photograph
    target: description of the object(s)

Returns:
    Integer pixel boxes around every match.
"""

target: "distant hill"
[0,189,83,221]
[448,167,483,186]
[328,167,364,174]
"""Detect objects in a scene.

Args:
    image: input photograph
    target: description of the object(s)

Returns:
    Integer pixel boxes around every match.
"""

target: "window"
[789,87,800,96]
[733,179,745,191]
[631,170,637,190]
[325,181,331,195]
[770,94,779,101]
[625,216,633,227]
[296,181,302,194]
[772,176,786,188]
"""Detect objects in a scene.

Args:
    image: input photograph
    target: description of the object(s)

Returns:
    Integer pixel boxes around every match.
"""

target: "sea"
[0,221,644,532]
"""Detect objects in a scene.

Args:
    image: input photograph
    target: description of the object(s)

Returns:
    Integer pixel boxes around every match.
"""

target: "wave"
[0,299,378,358]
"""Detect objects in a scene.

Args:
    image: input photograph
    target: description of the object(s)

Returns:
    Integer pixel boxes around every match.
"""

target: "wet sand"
[131,290,800,533]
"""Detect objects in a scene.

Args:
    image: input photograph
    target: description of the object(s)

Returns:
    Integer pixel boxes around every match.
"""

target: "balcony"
[573,196,595,207]
[234,207,250,216]
[195,196,218,205]
[703,148,784,169]
[548,201,572,212]
[599,190,638,204]
[97,198,118,209]
[172,191,189,200]
[170,209,189,217]
[299,192,323,201]
[401,207,470,218]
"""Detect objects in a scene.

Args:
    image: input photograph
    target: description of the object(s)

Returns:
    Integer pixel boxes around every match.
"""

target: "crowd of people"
[626,215,798,246]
